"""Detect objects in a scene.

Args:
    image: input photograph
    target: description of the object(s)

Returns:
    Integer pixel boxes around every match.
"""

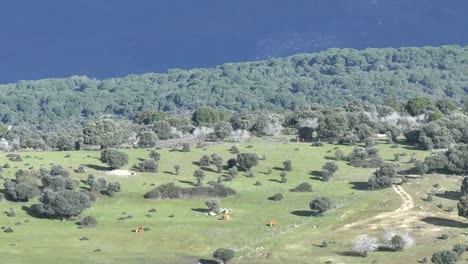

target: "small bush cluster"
[290,182,312,192]
[144,183,236,200]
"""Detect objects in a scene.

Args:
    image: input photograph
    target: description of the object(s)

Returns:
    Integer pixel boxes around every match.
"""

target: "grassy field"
[0,137,466,264]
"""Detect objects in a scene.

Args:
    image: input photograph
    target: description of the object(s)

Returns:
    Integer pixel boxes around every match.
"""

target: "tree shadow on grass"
[198,259,218,264]
[309,171,322,177]
[290,210,320,217]
[435,191,461,201]
[191,208,209,213]
[137,158,146,161]
[336,251,363,257]
[163,171,175,175]
[192,161,200,166]
[349,182,369,191]
[200,167,218,173]
[272,167,284,171]
[324,156,336,161]
[268,178,281,183]
[179,180,196,187]
[420,217,468,228]
[377,246,396,252]
[21,205,42,218]
[85,164,109,171]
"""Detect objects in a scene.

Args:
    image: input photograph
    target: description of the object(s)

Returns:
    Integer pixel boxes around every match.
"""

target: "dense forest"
[1,45,468,129]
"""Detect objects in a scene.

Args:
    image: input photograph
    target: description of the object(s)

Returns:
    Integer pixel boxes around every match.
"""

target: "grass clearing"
[0,138,466,263]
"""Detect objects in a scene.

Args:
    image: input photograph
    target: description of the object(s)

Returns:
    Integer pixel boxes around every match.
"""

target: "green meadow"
[0,138,465,264]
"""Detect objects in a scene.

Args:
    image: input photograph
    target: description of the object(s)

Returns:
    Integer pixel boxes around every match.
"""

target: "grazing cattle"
[269,220,277,227]
[135,226,144,232]
[220,214,230,221]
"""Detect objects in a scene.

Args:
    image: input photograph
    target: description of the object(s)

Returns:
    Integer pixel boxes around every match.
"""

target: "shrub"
[174,164,180,175]
[391,235,406,251]
[149,150,160,161]
[100,149,128,169]
[353,235,378,257]
[227,158,237,168]
[290,182,312,192]
[237,153,259,171]
[4,227,13,233]
[431,250,458,264]
[77,165,86,173]
[230,145,239,154]
[335,149,345,161]
[136,159,159,172]
[205,199,221,213]
[137,130,158,148]
[213,248,235,264]
[440,234,449,240]
[199,154,211,167]
[452,244,465,257]
[182,143,191,152]
[266,167,272,174]
[254,181,262,186]
[227,166,238,179]
[312,141,324,147]
[280,171,287,183]
[246,171,255,178]
[214,122,233,140]
[269,193,284,201]
[80,216,97,228]
[193,169,206,186]
[309,197,332,214]
[321,241,328,248]
[283,160,293,171]
[210,153,224,173]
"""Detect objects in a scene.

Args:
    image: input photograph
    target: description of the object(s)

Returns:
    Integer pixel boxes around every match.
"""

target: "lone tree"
[137,130,158,148]
[237,153,259,172]
[83,119,123,149]
[199,154,211,167]
[321,161,338,181]
[193,169,206,186]
[368,163,397,190]
[431,250,459,264]
[212,248,235,264]
[149,150,160,161]
[391,235,406,251]
[211,153,224,173]
[101,149,128,169]
[309,197,332,214]
[283,160,293,171]
[205,199,221,214]
[353,235,378,257]
[174,164,180,175]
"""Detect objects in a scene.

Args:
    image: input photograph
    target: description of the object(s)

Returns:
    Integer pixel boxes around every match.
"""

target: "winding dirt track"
[338,184,415,231]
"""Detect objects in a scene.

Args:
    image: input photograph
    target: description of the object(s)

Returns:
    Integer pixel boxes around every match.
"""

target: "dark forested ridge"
[2,45,468,128]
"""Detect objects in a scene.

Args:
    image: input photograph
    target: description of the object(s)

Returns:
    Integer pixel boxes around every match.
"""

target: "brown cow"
[269,220,277,227]
[135,226,145,232]
[220,214,230,221]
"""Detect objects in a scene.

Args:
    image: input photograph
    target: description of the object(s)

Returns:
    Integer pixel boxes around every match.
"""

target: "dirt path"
[337,184,415,231]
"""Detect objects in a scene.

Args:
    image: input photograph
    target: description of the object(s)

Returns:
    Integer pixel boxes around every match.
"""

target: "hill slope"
[1,45,468,128]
